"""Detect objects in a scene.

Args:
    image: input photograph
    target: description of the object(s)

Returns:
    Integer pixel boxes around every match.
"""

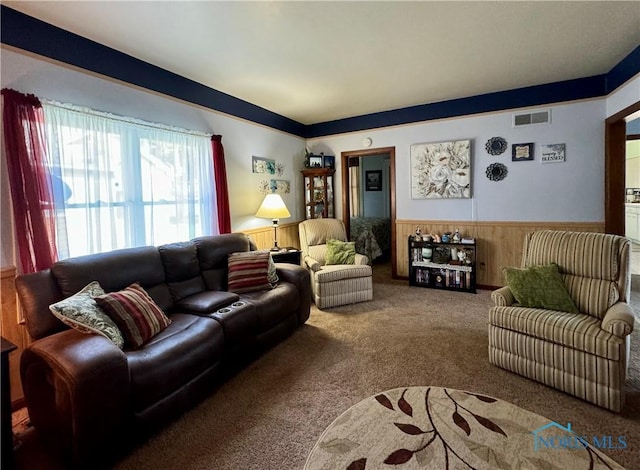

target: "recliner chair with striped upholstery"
[489,230,634,412]
[298,218,373,309]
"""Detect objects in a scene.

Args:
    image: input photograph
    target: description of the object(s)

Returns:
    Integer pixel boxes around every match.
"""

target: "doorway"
[341,147,397,278]
[605,101,640,282]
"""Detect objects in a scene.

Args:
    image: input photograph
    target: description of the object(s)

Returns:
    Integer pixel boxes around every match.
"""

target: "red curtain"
[2,89,58,273]
[211,135,231,234]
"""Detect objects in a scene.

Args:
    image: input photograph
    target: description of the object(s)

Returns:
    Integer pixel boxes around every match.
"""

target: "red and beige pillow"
[96,282,171,349]
[227,251,278,294]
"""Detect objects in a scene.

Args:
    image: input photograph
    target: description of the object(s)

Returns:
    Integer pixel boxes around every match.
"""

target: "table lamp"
[255,193,291,251]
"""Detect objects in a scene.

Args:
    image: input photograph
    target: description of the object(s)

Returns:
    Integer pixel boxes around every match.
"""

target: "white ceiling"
[5,1,640,125]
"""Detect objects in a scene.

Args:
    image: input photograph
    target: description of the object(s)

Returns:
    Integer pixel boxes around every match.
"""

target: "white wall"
[606,74,640,118]
[308,100,606,222]
[0,48,305,266]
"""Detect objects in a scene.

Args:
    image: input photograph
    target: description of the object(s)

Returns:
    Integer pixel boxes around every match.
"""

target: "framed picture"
[541,143,566,163]
[309,155,323,168]
[252,156,276,174]
[410,139,471,199]
[323,155,335,169]
[512,143,534,161]
[365,170,382,191]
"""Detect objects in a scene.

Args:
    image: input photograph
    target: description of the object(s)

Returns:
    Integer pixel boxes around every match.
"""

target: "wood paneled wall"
[395,220,605,287]
[1,266,30,407]
[238,221,301,251]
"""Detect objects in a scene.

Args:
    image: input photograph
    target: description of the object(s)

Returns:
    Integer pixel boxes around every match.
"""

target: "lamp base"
[270,246,281,252]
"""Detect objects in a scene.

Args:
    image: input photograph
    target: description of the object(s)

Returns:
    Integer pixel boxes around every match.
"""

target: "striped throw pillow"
[228,251,275,294]
[96,283,171,349]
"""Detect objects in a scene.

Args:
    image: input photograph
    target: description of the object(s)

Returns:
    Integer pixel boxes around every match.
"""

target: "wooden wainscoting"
[1,266,31,407]
[239,221,302,252]
[395,221,605,288]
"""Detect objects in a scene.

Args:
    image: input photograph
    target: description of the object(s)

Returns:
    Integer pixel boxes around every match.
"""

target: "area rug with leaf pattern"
[305,386,624,470]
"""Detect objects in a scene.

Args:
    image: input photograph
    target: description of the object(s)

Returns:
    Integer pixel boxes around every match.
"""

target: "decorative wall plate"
[485,137,508,155]
[486,163,508,181]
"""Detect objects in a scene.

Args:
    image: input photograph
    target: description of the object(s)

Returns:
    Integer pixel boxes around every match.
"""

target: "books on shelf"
[409,235,476,293]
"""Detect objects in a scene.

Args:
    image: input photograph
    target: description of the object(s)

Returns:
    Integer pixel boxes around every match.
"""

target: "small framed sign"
[365,170,382,191]
[541,143,566,163]
[512,143,534,161]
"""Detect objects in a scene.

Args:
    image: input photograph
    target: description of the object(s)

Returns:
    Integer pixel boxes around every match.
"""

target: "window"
[43,102,217,258]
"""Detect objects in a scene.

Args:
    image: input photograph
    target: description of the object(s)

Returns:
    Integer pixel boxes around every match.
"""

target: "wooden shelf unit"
[302,168,335,219]
[408,236,477,293]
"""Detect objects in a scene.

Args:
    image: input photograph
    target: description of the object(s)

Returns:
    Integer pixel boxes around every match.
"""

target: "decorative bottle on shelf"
[453,229,461,243]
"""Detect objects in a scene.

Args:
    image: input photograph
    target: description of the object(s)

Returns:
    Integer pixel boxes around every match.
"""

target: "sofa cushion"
[240,282,299,330]
[96,283,172,349]
[227,251,274,294]
[51,246,166,297]
[315,264,372,283]
[325,239,356,265]
[159,241,206,301]
[503,263,578,313]
[49,281,125,349]
[174,291,239,314]
[562,274,619,320]
[524,230,622,281]
[193,234,251,291]
[489,306,623,360]
[126,313,225,411]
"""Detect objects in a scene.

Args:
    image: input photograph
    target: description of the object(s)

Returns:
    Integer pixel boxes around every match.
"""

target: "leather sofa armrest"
[21,329,130,466]
[304,256,322,272]
[602,302,635,338]
[491,286,515,306]
[355,253,369,265]
[276,263,311,325]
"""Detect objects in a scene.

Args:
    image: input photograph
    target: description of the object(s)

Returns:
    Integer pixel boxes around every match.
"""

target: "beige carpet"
[14,264,640,469]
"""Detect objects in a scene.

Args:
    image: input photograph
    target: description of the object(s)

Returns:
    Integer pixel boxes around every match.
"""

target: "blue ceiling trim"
[0,6,307,137]
[2,6,638,140]
[305,76,607,138]
[606,45,640,94]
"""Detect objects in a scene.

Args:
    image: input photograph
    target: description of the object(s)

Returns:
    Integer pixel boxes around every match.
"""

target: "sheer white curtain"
[349,159,362,218]
[42,102,216,258]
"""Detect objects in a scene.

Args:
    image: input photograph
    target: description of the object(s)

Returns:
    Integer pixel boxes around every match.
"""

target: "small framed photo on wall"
[309,155,323,168]
[365,170,382,191]
[323,155,335,169]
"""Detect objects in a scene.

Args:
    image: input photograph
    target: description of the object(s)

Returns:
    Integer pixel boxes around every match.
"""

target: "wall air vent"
[512,109,551,127]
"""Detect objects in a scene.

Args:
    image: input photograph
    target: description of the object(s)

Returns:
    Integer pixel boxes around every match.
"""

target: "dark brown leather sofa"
[15,233,310,468]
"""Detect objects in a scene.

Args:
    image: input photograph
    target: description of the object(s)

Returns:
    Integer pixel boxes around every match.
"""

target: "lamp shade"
[255,193,291,219]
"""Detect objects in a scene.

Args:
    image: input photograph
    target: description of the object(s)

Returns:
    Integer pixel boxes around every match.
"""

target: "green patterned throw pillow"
[49,281,125,349]
[325,239,356,265]
[503,263,578,313]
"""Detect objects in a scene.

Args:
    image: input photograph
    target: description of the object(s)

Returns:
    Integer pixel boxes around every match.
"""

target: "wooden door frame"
[605,101,640,235]
[341,146,397,278]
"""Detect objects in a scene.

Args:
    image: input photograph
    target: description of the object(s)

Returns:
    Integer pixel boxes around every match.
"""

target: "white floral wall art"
[410,139,471,199]
[252,156,276,174]
[259,179,291,195]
